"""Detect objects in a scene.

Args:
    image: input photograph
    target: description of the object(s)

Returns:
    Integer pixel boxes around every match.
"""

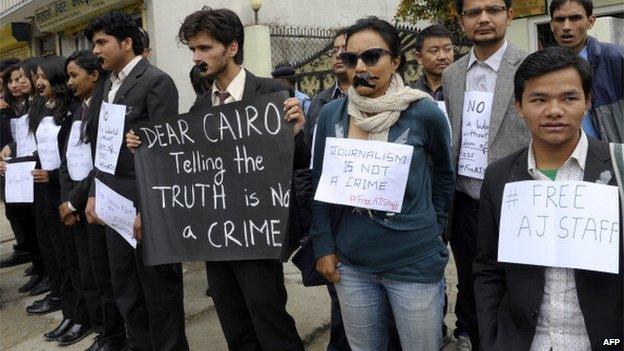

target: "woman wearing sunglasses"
[310,17,455,350]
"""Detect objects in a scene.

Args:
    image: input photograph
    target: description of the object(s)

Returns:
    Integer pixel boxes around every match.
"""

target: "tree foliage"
[395,0,464,39]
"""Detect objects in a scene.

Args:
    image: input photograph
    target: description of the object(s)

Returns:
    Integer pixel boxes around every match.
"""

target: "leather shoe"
[57,323,92,346]
[94,335,128,351]
[85,335,103,351]
[24,265,35,276]
[29,277,51,296]
[18,274,42,293]
[44,318,73,341]
[0,252,30,268]
[26,295,61,315]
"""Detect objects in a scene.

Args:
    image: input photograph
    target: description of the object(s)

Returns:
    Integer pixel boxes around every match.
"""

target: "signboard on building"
[34,0,137,33]
[513,0,547,18]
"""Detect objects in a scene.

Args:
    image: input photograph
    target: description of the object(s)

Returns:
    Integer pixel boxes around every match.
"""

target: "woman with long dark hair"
[23,56,90,344]
[57,50,127,349]
[310,17,455,350]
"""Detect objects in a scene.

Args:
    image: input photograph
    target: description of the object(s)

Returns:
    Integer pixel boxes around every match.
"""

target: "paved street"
[0,202,459,350]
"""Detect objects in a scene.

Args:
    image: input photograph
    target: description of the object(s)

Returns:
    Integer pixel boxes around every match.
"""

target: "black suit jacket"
[93,57,178,202]
[305,86,335,143]
[191,69,311,260]
[474,137,623,351]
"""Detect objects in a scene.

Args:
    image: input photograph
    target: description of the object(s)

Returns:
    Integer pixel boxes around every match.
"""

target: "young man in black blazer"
[475,46,623,350]
[126,7,307,351]
[83,12,189,351]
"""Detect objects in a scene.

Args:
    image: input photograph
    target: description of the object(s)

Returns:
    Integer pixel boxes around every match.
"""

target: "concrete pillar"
[243,25,272,77]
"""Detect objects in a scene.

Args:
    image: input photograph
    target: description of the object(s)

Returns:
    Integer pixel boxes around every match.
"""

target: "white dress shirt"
[457,40,508,199]
[211,68,246,106]
[108,56,142,103]
[527,131,591,351]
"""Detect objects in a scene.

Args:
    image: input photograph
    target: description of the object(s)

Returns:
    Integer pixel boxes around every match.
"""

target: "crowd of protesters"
[0,0,622,350]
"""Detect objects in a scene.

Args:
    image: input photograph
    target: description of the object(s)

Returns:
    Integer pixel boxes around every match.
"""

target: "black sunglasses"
[338,48,392,68]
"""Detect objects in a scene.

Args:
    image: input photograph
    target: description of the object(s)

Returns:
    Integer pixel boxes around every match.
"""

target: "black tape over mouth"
[353,73,378,88]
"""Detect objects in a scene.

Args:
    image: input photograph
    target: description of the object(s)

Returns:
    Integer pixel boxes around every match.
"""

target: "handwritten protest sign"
[5,161,36,203]
[35,116,62,170]
[95,179,137,248]
[15,115,37,157]
[66,121,93,181]
[499,180,620,274]
[458,91,493,179]
[314,138,413,213]
[95,102,125,175]
[134,91,294,265]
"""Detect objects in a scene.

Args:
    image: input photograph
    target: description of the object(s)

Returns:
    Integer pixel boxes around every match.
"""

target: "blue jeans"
[335,263,444,351]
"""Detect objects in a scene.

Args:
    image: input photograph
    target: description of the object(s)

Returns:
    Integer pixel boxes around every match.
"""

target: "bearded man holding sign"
[474,47,623,351]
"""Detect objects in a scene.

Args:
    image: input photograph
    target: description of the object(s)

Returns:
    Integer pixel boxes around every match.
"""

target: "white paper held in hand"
[95,102,126,175]
[458,91,494,179]
[314,137,413,213]
[5,161,36,203]
[498,180,620,274]
[95,179,137,248]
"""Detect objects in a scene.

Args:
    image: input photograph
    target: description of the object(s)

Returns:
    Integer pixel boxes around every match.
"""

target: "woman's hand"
[126,129,141,153]
[316,253,341,283]
[32,169,49,183]
[0,145,12,158]
[133,213,142,242]
[85,196,104,225]
[284,98,305,136]
[59,202,75,220]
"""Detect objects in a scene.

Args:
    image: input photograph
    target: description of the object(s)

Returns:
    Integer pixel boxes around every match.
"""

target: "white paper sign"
[5,161,36,203]
[499,180,620,274]
[95,179,137,248]
[35,116,62,170]
[314,137,413,213]
[15,115,37,157]
[66,121,93,181]
[458,91,493,179]
[95,102,125,175]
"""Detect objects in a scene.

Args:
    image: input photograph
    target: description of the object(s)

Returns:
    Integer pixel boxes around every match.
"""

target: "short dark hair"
[455,0,512,14]
[514,46,592,103]
[84,12,144,56]
[549,0,593,17]
[333,27,348,42]
[415,24,453,52]
[178,7,245,65]
[345,16,406,72]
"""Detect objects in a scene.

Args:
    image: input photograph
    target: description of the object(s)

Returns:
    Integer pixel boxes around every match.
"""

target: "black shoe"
[85,335,103,351]
[0,252,31,268]
[98,336,128,351]
[26,295,61,315]
[44,318,73,341]
[28,277,51,296]
[24,265,35,276]
[57,324,92,346]
[18,274,42,293]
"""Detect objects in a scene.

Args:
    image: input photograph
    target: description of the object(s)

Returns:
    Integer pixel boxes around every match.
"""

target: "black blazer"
[474,137,623,351]
[93,57,178,202]
[191,69,311,260]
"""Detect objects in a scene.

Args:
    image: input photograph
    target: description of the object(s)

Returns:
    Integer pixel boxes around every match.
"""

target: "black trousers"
[205,259,303,351]
[449,191,480,349]
[45,187,87,322]
[106,227,188,351]
[34,184,59,297]
[5,203,42,271]
[83,221,126,341]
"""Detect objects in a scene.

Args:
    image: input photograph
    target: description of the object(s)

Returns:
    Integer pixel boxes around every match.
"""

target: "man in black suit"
[83,12,189,351]
[174,7,306,351]
[306,28,350,145]
[475,47,623,350]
